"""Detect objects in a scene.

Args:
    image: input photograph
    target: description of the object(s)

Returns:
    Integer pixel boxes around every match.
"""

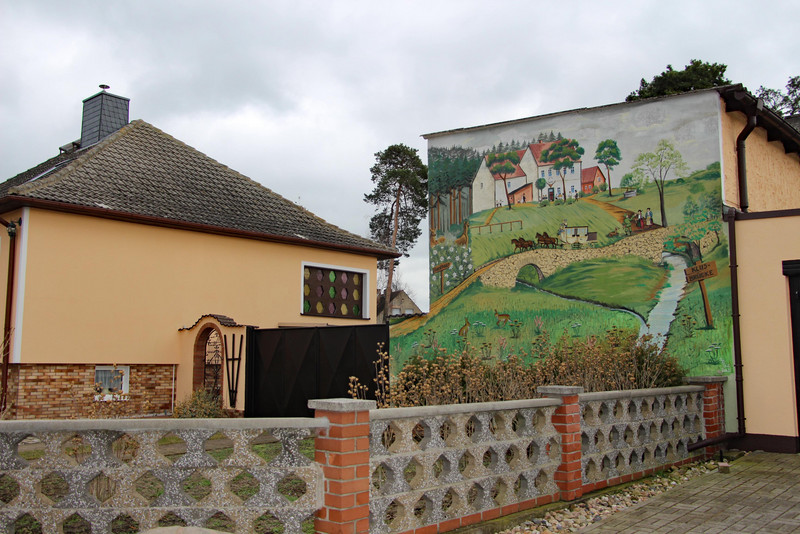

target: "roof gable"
[2,120,394,257]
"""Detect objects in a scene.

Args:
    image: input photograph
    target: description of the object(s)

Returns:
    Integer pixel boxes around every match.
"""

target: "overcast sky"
[1,1,797,310]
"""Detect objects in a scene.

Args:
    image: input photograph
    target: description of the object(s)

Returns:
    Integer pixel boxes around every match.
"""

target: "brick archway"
[192,323,223,395]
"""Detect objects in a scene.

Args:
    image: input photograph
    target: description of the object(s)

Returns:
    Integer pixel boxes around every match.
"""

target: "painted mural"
[392,91,733,377]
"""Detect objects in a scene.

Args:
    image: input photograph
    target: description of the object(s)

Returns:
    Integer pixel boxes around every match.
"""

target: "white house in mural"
[471,141,584,212]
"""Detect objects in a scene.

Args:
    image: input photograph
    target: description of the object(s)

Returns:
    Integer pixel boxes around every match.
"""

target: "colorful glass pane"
[303,300,310,313]
[341,272,348,283]
[316,302,323,314]
[328,286,336,299]
[316,285,323,297]
[316,269,323,281]
[353,289,359,300]
[328,302,335,314]
[304,284,310,296]
[353,274,359,284]
[329,271,336,283]
[341,303,348,315]
[353,304,360,316]
[341,288,348,299]
[303,267,310,280]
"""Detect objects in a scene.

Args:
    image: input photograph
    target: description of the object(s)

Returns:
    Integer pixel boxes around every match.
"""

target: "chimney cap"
[99,84,110,91]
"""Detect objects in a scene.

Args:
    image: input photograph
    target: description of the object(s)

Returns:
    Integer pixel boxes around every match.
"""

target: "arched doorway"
[193,324,223,399]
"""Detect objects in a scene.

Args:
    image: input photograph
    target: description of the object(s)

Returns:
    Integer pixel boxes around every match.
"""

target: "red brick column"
[309,398,375,534]
[686,376,727,452]
[537,385,584,501]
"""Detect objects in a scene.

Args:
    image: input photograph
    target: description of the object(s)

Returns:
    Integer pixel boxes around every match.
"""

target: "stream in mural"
[643,253,688,345]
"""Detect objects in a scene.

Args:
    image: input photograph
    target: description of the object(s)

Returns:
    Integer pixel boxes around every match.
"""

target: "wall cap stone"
[308,398,377,412]
[0,416,328,433]
[371,397,560,421]
[580,385,704,402]
[538,385,584,396]
[684,376,728,384]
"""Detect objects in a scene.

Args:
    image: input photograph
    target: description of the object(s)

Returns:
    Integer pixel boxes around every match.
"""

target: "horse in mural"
[511,237,534,253]
[535,232,558,248]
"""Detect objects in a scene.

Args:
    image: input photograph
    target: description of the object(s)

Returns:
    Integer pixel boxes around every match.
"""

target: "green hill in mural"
[468,201,621,268]
[391,280,642,369]
[518,256,668,318]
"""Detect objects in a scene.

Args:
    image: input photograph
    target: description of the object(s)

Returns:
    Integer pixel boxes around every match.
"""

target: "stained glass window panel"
[302,265,366,319]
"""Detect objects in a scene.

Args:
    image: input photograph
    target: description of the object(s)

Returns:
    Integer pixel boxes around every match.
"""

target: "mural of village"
[392,92,732,377]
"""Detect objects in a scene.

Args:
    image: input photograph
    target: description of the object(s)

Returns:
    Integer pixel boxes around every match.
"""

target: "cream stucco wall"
[720,100,800,211]
[1,208,379,404]
[735,214,800,438]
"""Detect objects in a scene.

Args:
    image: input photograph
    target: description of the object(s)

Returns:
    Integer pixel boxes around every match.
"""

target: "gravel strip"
[499,458,726,533]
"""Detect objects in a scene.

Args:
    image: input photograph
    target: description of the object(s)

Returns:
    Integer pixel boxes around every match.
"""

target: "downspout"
[0,217,20,413]
[688,207,746,451]
[735,98,763,212]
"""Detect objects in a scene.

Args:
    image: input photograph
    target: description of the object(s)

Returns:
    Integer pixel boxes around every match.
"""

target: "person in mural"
[645,207,653,227]
[636,210,644,230]
[558,219,568,240]
[622,214,632,236]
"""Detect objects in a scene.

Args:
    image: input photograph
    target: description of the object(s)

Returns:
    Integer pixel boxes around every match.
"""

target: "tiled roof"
[581,166,604,184]
[178,314,250,331]
[1,120,395,257]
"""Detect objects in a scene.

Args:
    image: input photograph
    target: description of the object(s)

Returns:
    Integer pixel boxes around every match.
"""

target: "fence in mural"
[0,378,724,534]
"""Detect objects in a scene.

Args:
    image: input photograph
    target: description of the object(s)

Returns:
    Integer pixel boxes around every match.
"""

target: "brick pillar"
[537,385,584,501]
[686,376,727,449]
[309,398,376,534]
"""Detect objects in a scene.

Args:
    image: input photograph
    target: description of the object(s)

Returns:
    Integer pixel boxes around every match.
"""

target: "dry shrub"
[372,327,684,408]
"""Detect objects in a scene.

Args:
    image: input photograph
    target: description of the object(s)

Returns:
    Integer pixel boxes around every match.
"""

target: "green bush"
[172,389,225,418]
[539,199,549,207]
[599,183,607,191]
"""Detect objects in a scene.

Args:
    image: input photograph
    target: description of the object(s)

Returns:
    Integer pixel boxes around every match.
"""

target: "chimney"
[79,84,130,147]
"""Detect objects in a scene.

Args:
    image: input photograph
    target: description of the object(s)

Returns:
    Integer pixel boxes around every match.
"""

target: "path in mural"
[390,259,503,337]
[582,195,663,232]
[642,252,688,346]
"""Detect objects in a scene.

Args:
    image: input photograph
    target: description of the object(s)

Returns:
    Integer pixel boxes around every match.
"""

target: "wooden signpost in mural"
[433,262,452,294]
[684,260,718,328]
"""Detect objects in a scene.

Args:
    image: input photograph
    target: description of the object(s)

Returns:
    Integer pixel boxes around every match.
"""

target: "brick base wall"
[9,363,175,419]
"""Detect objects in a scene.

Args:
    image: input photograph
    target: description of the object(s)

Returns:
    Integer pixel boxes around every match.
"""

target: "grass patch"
[391,279,641,369]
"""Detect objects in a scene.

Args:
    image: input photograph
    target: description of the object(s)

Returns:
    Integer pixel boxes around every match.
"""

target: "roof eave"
[0,196,400,260]
[716,85,800,157]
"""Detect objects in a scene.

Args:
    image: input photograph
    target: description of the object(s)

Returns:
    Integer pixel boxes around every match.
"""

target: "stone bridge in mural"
[480,227,671,288]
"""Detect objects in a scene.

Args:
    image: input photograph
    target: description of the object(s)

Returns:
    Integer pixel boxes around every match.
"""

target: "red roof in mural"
[581,166,605,184]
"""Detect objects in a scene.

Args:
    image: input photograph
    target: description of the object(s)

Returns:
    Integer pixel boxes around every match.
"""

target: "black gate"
[244,324,388,417]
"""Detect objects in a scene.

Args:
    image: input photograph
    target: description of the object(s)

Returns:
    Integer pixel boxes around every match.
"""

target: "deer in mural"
[458,318,470,337]
[454,220,470,246]
[494,309,511,327]
[430,228,445,247]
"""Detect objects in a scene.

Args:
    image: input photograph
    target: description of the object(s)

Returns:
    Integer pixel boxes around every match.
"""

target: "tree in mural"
[594,139,622,196]
[364,144,428,319]
[756,75,800,116]
[486,151,521,209]
[626,59,731,101]
[632,139,687,227]
[540,138,584,200]
[535,177,547,201]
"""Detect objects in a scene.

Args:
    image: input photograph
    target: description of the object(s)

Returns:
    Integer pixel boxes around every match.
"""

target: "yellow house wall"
[720,99,800,211]
[3,208,379,405]
[735,214,800,438]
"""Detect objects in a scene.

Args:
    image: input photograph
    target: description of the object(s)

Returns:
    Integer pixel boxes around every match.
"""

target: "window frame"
[94,365,130,401]
[301,262,370,320]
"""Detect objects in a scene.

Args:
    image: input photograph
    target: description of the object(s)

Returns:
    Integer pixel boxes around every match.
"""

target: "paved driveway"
[581,452,800,533]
